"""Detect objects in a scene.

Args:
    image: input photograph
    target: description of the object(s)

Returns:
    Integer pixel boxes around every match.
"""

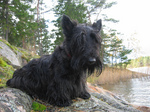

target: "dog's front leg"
[46,79,72,107]
[79,78,91,99]
[79,91,91,99]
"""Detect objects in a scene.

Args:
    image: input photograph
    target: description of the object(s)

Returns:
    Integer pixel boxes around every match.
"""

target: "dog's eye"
[90,33,98,43]
[81,32,86,37]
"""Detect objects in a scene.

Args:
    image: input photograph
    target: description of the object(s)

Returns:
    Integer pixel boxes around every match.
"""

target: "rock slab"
[0,88,32,112]
[0,41,21,66]
[44,83,141,112]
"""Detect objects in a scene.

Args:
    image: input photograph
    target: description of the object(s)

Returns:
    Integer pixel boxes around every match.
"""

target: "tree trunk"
[0,88,32,112]
[2,0,5,39]
[5,0,9,41]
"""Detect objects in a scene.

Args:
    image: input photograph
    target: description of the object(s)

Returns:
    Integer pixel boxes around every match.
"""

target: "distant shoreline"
[128,67,150,75]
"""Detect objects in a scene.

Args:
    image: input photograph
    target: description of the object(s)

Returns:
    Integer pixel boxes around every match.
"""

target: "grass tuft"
[32,101,46,111]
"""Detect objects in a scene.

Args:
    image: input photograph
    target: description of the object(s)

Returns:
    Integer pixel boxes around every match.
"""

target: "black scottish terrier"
[7,15,102,107]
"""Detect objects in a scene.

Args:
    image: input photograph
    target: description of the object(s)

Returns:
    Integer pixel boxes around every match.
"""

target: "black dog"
[7,15,102,107]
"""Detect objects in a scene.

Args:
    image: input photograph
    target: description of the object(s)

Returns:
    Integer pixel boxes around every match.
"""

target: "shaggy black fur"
[6,15,102,107]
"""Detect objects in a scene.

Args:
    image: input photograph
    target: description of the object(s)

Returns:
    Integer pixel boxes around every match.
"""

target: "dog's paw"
[79,92,91,99]
[56,100,72,107]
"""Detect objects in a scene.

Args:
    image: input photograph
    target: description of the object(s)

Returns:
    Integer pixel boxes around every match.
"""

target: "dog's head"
[61,15,102,76]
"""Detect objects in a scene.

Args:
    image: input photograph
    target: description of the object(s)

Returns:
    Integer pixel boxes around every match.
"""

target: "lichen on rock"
[0,88,32,112]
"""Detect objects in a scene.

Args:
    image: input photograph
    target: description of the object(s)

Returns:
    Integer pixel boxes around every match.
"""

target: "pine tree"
[101,29,132,68]
[0,0,10,41]
[118,47,132,68]
[0,0,52,55]
[0,0,37,48]
[85,0,117,23]
[100,29,111,65]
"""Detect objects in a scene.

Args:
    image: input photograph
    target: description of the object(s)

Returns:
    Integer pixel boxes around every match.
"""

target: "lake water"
[101,67,150,107]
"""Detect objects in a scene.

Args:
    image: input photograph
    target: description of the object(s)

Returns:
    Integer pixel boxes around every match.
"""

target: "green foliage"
[0,0,35,43]
[86,0,117,23]
[100,30,111,64]
[32,102,46,111]
[0,57,8,67]
[35,19,52,55]
[118,47,132,68]
[0,0,51,55]
[101,29,132,68]
[0,56,15,87]
[8,0,38,48]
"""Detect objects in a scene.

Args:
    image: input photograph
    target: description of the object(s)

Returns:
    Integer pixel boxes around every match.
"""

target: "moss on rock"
[0,39,39,88]
[0,39,39,63]
[32,102,46,111]
[0,56,14,88]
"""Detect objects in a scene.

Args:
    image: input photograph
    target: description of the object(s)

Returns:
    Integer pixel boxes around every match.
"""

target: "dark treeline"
[0,0,132,68]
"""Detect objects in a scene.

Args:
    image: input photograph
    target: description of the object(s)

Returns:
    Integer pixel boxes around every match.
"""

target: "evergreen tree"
[0,0,51,55]
[101,29,132,68]
[100,29,111,65]
[34,0,53,55]
[35,18,51,55]
[109,34,122,67]
[0,0,37,48]
[118,47,132,68]
[85,0,117,23]
[0,0,11,41]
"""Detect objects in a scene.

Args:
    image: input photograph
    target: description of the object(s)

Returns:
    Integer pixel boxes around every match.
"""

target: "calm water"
[101,76,150,107]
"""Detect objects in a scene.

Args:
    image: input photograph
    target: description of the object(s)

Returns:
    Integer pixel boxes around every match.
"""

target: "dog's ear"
[62,15,76,37]
[92,19,102,32]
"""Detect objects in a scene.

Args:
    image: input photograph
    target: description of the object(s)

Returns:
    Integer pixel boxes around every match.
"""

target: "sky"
[102,0,150,58]
[44,0,150,58]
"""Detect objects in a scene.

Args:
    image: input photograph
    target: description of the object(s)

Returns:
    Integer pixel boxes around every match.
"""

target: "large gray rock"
[0,88,32,112]
[44,83,141,112]
[0,83,147,112]
[0,41,21,66]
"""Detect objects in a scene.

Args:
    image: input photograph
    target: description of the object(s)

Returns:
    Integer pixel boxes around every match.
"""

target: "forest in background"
[127,56,150,68]
[0,0,133,68]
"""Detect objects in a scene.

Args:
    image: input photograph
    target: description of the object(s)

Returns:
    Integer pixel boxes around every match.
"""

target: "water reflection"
[101,76,150,107]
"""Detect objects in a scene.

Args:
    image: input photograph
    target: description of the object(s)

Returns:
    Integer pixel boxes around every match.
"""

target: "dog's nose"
[88,57,96,64]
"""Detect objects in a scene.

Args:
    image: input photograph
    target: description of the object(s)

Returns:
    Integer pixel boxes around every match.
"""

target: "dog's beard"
[71,56,102,77]
[87,57,102,77]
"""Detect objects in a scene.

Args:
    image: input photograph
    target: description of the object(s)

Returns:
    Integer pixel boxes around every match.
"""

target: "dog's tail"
[6,70,15,87]
[6,78,16,88]
[6,76,23,89]
[6,71,22,88]
[6,68,25,88]
[6,79,11,86]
